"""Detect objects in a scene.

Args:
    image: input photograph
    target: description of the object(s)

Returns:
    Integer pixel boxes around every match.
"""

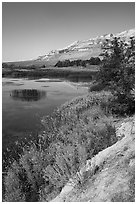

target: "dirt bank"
[51,116,135,202]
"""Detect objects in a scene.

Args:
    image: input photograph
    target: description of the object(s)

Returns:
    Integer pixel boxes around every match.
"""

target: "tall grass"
[3,91,117,202]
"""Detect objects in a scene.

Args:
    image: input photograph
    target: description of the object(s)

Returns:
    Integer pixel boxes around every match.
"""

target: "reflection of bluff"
[10,89,46,101]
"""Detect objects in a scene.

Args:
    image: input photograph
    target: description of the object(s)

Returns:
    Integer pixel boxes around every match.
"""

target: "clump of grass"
[3,141,47,202]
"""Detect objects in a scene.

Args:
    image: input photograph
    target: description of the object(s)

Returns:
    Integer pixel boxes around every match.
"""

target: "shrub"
[4,141,48,202]
[98,37,135,115]
[4,161,26,202]
[89,82,107,92]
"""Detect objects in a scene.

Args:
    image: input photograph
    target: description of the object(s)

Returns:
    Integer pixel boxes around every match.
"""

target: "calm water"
[2,78,87,168]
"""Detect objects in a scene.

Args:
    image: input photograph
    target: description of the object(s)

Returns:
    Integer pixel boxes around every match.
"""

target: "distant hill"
[4,28,135,67]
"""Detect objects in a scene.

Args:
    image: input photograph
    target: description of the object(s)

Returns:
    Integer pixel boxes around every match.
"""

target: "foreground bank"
[51,116,135,202]
[3,90,134,202]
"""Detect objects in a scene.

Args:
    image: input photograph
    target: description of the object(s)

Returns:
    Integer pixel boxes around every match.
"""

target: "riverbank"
[3,90,135,202]
[51,116,135,202]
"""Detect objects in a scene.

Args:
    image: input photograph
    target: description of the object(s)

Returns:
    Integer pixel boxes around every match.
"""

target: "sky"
[2,2,135,62]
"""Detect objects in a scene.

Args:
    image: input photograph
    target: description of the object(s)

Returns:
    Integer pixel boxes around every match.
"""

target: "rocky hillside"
[36,28,135,65]
[51,116,135,202]
[5,28,134,67]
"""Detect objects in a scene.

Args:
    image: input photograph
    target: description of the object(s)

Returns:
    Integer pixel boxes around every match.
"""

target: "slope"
[51,116,135,202]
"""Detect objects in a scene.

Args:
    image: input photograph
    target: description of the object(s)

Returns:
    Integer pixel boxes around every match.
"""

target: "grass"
[3,91,118,202]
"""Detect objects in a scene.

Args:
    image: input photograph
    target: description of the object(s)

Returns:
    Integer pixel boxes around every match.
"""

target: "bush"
[89,82,107,92]
[4,140,48,202]
[98,37,135,115]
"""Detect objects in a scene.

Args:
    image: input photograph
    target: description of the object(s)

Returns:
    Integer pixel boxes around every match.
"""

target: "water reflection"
[10,89,47,101]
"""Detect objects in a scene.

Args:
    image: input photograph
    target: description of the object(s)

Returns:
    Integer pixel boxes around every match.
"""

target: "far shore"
[2,65,99,82]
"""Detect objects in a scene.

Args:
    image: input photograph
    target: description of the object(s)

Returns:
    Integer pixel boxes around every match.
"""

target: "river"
[2,77,88,169]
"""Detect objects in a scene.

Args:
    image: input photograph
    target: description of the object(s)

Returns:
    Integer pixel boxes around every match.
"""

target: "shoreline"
[2,66,98,82]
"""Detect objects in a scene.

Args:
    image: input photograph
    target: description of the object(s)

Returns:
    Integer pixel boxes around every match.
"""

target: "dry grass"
[3,91,118,202]
[51,118,135,202]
